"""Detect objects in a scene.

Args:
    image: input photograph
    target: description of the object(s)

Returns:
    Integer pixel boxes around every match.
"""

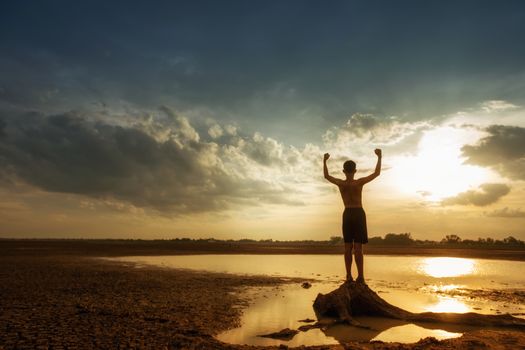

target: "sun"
[389,126,495,202]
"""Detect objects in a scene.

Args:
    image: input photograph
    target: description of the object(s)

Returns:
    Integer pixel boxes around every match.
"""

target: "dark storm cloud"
[0,118,5,137]
[1,0,525,140]
[462,125,525,180]
[442,183,510,207]
[0,110,302,213]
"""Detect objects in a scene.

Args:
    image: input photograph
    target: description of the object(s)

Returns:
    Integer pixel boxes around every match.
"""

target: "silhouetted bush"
[383,233,414,245]
[329,236,343,244]
[367,236,384,245]
[441,234,462,244]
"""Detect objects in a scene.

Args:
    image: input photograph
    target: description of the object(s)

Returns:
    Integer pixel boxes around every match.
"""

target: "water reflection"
[427,297,469,313]
[372,324,462,343]
[217,284,467,347]
[108,255,525,345]
[323,317,464,344]
[216,284,340,347]
[428,284,461,292]
[419,257,475,278]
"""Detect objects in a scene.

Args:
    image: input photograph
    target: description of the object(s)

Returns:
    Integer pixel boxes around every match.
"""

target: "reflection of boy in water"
[323,149,382,283]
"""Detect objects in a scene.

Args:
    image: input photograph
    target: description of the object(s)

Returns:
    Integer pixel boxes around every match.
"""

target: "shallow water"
[106,254,525,346]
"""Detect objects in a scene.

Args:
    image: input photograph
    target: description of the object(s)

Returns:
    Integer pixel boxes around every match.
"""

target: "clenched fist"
[374,149,382,157]
[323,153,330,161]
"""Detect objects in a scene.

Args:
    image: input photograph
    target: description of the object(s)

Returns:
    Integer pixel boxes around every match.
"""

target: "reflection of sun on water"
[390,126,494,201]
[420,257,476,278]
[427,297,470,313]
[430,284,461,292]
[418,257,474,313]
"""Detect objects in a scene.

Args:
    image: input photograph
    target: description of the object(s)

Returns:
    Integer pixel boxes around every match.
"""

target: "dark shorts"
[342,207,368,244]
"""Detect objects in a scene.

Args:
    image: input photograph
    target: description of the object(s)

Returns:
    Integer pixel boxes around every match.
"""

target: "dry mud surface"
[1,241,524,349]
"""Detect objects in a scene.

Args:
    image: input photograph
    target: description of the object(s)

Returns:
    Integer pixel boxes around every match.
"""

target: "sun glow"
[419,257,476,278]
[427,284,462,292]
[427,297,470,313]
[389,126,494,201]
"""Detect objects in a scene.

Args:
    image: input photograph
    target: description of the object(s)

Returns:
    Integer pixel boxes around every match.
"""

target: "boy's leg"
[344,243,354,281]
[354,243,364,282]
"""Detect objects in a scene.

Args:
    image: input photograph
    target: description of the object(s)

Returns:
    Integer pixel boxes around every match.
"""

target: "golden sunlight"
[419,257,476,278]
[389,126,494,201]
[428,284,461,292]
[427,297,470,313]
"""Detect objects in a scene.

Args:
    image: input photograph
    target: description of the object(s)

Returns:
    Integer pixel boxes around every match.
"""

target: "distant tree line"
[438,234,525,248]
[328,233,525,248]
[9,235,521,249]
[161,234,525,249]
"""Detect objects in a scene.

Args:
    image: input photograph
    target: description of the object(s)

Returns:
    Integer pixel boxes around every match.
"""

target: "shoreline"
[2,239,525,261]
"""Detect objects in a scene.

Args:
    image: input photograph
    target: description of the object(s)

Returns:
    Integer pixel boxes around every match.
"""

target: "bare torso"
[338,179,364,208]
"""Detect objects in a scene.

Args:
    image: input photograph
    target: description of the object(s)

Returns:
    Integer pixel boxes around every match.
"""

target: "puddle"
[105,254,525,345]
[216,284,472,346]
[326,319,466,344]
[216,284,339,346]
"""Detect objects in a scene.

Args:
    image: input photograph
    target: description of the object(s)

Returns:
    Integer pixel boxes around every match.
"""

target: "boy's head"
[343,160,356,174]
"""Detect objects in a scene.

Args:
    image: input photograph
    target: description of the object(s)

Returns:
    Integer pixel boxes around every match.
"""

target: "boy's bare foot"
[356,276,366,284]
[346,276,354,283]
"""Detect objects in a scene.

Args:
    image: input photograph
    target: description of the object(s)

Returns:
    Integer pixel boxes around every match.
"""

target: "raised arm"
[323,153,344,185]
[357,149,382,185]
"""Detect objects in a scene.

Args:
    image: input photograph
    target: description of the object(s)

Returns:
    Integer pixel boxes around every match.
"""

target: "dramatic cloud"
[0,118,5,137]
[481,100,519,112]
[3,108,436,217]
[0,109,316,213]
[442,183,510,207]
[322,113,429,154]
[3,1,525,144]
[485,207,525,218]
[207,124,223,139]
[461,125,525,180]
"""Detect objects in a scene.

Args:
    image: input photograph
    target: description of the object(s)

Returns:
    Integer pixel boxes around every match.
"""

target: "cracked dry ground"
[0,254,302,349]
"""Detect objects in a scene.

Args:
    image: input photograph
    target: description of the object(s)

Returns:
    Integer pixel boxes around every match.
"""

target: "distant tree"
[502,236,525,247]
[441,234,462,244]
[239,238,256,242]
[414,239,434,245]
[461,239,476,246]
[329,236,343,244]
[383,233,414,245]
[367,236,384,245]
[503,236,518,244]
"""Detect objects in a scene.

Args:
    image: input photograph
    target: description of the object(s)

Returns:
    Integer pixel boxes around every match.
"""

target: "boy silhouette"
[323,149,382,283]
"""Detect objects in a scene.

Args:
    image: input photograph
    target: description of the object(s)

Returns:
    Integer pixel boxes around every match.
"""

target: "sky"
[1,0,524,240]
